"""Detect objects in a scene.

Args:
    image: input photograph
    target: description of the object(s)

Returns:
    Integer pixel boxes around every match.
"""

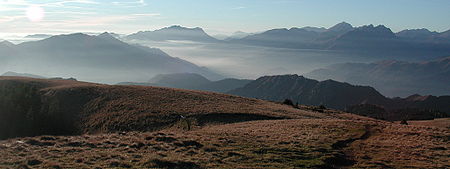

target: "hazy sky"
[1,0,450,36]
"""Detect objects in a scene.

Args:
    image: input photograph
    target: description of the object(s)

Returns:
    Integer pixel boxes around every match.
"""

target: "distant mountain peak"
[162,25,204,32]
[357,24,391,31]
[0,40,15,47]
[396,28,438,38]
[1,71,46,79]
[46,33,91,41]
[328,22,354,32]
[98,32,113,36]
[97,32,119,40]
[24,34,53,39]
[149,73,211,85]
[127,25,218,42]
[66,33,90,37]
[261,74,307,79]
[301,26,327,33]
[401,28,433,33]
[345,24,395,38]
[234,31,247,34]
[168,25,183,29]
[338,21,351,25]
[405,94,431,102]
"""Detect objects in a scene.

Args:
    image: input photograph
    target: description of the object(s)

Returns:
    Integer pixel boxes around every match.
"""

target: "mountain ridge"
[228,74,450,120]
[306,56,450,97]
[126,25,219,42]
[118,73,252,93]
[1,33,223,83]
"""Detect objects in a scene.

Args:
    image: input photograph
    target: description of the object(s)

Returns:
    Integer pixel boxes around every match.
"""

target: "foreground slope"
[0,118,448,168]
[0,77,324,140]
[0,77,448,168]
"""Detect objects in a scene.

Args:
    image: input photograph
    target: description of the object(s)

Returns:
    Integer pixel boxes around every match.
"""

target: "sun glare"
[26,5,45,22]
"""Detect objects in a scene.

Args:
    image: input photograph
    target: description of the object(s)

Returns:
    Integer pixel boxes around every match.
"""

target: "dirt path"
[323,125,374,169]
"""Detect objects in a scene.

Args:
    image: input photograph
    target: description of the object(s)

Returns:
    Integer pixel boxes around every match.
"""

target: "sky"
[1,0,450,37]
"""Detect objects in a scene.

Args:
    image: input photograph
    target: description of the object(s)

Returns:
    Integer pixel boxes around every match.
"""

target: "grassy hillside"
[1,119,448,168]
[0,77,448,168]
[0,77,329,139]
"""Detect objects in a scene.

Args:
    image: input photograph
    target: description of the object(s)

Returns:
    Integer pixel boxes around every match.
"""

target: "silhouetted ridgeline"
[228,74,450,120]
[118,73,252,93]
[306,56,450,97]
[126,25,219,42]
[229,23,450,58]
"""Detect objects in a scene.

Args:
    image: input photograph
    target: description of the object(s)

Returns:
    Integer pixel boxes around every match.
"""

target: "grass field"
[0,77,448,168]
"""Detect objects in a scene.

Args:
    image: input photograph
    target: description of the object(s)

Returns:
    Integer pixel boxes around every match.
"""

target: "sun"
[26,5,45,22]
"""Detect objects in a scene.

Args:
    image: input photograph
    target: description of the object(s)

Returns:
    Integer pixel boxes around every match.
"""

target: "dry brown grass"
[402,118,450,129]
[347,122,449,169]
[2,119,447,168]
[0,119,368,168]
[1,77,343,138]
[0,77,448,168]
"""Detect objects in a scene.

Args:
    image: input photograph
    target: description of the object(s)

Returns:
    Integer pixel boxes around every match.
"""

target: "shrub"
[400,120,408,125]
[318,105,326,110]
[282,99,294,106]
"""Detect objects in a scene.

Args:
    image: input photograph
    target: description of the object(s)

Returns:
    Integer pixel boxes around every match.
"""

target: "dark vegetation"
[282,99,295,107]
[0,79,92,139]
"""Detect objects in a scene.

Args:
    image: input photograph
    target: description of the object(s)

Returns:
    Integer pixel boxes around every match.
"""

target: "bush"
[318,105,326,110]
[400,120,408,125]
[282,99,294,106]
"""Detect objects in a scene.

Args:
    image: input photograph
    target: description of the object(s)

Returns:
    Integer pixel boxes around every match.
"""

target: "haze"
[1,0,450,36]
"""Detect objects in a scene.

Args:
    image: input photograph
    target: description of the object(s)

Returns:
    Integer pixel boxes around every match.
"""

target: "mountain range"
[115,73,449,121]
[126,25,219,42]
[118,73,252,93]
[230,23,450,58]
[24,34,53,39]
[228,74,450,120]
[124,22,450,58]
[0,40,15,60]
[0,32,223,83]
[228,75,389,109]
[305,56,450,97]
[1,71,46,79]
